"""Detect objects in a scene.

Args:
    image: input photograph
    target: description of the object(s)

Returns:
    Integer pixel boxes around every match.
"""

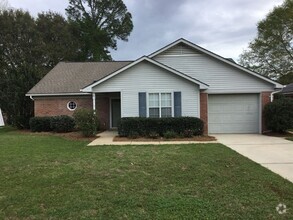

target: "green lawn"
[286,137,293,141]
[0,128,292,219]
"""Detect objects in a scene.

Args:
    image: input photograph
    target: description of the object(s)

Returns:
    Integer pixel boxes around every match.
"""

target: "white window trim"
[67,101,77,111]
[147,92,173,118]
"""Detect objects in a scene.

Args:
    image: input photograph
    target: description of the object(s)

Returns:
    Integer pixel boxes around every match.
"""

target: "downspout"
[92,93,96,114]
[270,90,282,102]
[29,95,34,101]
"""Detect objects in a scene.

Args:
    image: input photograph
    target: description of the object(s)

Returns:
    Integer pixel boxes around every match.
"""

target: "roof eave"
[26,92,91,97]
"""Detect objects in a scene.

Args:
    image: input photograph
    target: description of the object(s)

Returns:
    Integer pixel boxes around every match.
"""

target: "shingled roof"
[27,61,131,95]
[280,83,293,94]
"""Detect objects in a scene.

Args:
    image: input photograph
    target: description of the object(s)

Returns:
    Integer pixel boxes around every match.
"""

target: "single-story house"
[279,83,293,98]
[26,38,283,134]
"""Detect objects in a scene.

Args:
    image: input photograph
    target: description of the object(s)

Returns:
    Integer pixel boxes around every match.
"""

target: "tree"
[0,10,80,128]
[239,0,293,84]
[36,11,81,68]
[0,10,43,128]
[66,0,133,61]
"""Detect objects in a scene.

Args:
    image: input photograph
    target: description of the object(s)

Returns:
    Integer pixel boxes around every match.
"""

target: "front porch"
[92,92,121,130]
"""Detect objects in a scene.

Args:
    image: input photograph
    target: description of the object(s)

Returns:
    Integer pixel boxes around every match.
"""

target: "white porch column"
[92,93,96,113]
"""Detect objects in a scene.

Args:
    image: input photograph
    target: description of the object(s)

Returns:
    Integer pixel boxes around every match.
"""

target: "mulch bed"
[113,136,216,142]
[18,130,97,142]
[263,131,293,138]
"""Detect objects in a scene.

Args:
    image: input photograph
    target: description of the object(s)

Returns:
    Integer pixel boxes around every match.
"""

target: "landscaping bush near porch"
[73,109,100,137]
[118,117,204,138]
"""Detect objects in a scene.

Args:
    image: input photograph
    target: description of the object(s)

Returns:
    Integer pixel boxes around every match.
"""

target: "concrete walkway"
[88,131,218,146]
[215,134,293,183]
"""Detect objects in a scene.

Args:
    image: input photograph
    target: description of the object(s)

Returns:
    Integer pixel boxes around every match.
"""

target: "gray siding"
[154,45,274,93]
[159,43,202,56]
[92,61,199,117]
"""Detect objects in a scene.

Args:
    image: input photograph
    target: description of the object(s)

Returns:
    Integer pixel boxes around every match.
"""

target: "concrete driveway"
[214,134,293,183]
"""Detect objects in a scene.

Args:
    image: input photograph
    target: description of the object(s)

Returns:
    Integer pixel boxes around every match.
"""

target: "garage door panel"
[209,114,258,123]
[209,106,258,114]
[208,94,259,133]
[210,123,258,133]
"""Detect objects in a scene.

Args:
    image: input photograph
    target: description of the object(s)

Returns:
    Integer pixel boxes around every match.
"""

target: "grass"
[0,127,292,219]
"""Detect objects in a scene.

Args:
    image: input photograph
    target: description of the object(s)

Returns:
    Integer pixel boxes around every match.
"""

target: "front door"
[111,99,121,128]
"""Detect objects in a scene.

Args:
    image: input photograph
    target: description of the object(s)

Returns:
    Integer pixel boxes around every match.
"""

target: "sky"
[8,0,284,62]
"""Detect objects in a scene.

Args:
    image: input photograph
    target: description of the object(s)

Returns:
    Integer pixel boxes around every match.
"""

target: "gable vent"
[160,43,202,56]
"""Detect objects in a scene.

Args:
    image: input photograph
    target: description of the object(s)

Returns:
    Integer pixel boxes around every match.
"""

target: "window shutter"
[174,92,182,117]
[139,92,147,117]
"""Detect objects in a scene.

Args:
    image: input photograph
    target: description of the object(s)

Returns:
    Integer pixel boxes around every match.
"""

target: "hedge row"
[264,97,293,132]
[29,115,75,133]
[118,117,204,137]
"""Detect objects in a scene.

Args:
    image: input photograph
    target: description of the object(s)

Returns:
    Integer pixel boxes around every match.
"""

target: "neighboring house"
[26,38,283,134]
[279,83,293,98]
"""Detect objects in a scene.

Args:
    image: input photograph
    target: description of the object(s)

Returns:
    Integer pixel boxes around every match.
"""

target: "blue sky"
[8,0,284,61]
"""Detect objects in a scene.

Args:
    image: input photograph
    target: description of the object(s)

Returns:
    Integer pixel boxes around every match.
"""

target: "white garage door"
[208,94,259,133]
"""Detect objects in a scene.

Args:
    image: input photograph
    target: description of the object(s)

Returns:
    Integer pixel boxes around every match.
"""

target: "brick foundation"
[200,93,208,135]
[261,91,272,133]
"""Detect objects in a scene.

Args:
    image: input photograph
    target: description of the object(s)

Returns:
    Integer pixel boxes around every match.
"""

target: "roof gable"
[150,38,283,89]
[81,56,209,92]
[158,42,203,56]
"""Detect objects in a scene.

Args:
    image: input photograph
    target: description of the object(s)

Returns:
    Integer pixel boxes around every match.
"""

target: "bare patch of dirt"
[113,136,216,142]
[17,130,97,141]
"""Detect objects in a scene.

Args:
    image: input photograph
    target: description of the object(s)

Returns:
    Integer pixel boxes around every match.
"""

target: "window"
[67,101,77,111]
[161,93,172,117]
[149,93,160,118]
[148,93,172,118]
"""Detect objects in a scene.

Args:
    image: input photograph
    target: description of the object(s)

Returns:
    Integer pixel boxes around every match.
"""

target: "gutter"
[25,92,91,97]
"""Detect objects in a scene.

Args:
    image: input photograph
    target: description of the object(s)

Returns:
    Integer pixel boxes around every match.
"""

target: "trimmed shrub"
[50,115,75,133]
[73,109,99,137]
[118,117,204,137]
[29,117,52,132]
[264,97,293,132]
[129,131,139,139]
[148,131,160,139]
[181,129,194,138]
[163,130,177,139]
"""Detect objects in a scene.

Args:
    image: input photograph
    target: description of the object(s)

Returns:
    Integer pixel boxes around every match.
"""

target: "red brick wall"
[261,91,272,133]
[200,93,208,135]
[34,94,116,130]
[34,96,92,117]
